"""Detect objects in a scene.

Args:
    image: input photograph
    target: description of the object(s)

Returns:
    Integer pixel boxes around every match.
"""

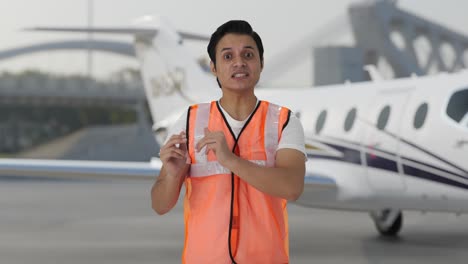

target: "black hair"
[207,20,264,88]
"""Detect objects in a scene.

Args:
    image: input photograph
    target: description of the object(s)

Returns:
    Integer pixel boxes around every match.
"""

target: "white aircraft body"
[1,16,467,236]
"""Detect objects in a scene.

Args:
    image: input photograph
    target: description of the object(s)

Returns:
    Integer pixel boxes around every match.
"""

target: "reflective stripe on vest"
[190,160,266,177]
[182,100,291,264]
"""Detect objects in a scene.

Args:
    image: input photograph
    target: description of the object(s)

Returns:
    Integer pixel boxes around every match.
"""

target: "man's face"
[210,33,263,93]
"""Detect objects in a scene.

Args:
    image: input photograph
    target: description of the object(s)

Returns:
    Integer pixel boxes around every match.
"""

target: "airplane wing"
[0,158,161,180]
[25,27,210,41]
[304,173,337,188]
[293,170,340,208]
[0,156,337,185]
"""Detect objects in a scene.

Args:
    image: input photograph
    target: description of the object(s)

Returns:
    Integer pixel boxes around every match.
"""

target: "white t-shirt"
[164,101,306,161]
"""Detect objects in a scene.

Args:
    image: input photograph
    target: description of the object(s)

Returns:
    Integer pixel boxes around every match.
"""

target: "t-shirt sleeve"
[162,109,191,164]
[278,113,307,159]
[163,109,188,145]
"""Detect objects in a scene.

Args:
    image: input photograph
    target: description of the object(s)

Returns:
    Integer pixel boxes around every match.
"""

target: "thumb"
[179,131,187,151]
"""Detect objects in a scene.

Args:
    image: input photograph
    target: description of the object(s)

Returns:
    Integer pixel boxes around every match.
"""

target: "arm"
[151,164,189,215]
[225,149,305,201]
[151,132,189,215]
[196,128,305,201]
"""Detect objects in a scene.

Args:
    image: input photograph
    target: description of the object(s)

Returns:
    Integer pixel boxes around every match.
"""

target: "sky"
[0,0,467,86]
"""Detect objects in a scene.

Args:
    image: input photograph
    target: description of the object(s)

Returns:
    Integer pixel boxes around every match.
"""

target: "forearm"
[151,165,188,215]
[225,156,304,201]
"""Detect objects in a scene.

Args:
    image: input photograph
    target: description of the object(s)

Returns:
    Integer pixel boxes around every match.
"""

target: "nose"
[233,56,246,68]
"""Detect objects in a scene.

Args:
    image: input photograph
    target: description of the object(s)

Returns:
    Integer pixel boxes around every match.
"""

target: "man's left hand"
[195,128,235,166]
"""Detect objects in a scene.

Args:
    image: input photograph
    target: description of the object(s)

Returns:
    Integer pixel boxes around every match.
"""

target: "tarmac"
[1,178,468,264]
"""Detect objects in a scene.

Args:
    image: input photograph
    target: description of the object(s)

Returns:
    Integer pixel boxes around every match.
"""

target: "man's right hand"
[159,131,188,178]
[152,131,189,215]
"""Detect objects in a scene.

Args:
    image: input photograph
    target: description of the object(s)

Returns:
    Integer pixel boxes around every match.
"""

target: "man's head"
[207,20,264,90]
[208,20,264,67]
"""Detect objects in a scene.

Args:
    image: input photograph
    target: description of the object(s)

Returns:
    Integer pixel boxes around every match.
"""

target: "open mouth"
[232,72,249,78]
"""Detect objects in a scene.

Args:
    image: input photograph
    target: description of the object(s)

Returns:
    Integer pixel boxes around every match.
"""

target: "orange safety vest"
[182,100,292,264]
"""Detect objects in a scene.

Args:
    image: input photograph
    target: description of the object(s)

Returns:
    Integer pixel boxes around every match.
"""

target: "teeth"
[233,73,247,78]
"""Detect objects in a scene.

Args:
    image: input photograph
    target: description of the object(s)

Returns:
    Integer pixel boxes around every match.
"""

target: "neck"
[219,91,257,121]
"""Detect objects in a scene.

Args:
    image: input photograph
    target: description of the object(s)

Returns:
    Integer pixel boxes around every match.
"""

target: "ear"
[260,59,264,71]
[210,61,217,76]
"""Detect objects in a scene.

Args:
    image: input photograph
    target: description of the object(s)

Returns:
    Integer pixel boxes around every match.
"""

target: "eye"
[223,53,232,60]
[245,52,253,59]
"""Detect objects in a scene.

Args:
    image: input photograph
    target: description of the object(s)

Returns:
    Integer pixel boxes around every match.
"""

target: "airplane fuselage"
[255,72,468,213]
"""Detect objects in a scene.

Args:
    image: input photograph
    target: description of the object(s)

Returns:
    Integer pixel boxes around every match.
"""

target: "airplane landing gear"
[370,209,402,237]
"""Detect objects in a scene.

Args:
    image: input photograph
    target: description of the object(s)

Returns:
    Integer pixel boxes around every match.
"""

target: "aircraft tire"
[371,209,403,237]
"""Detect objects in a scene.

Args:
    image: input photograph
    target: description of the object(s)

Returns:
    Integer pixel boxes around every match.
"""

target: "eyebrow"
[220,46,255,52]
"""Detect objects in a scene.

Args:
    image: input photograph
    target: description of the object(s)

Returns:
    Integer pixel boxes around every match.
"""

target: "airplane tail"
[29,15,218,143]
[131,16,218,139]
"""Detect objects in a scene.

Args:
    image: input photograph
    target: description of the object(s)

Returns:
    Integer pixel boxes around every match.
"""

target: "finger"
[164,137,184,148]
[165,145,186,155]
[167,133,184,141]
[178,131,188,151]
[194,128,210,151]
[204,127,210,135]
[195,136,206,152]
[205,143,217,155]
[170,149,186,159]
[196,138,217,152]
[164,134,187,148]
[161,148,186,161]
[170,132,187,142]
[160,144,186,156]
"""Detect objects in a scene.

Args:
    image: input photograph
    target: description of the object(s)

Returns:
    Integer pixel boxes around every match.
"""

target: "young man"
[151,20,306,264]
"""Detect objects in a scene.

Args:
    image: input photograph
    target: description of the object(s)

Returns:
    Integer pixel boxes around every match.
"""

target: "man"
[151,20,306,264]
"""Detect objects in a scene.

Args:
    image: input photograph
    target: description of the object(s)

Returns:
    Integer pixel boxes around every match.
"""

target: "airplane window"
[462,113,468,128]
[316,110,327,134]
[446,88,468,126]
[377,105,391,130]
[295,111,302,120]
[414,103,428,129]
[344,108,357,132]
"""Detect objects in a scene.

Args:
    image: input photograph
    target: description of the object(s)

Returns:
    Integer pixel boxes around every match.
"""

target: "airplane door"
[363,90,412,192]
